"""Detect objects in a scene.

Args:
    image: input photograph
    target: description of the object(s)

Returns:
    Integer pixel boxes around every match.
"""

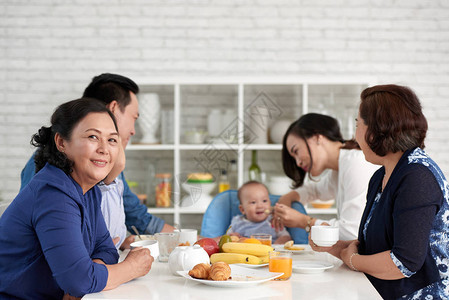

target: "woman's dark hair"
[359,84,427,157]
[282,113,359,189]
[82,73,139,112]
[32,98,118,174]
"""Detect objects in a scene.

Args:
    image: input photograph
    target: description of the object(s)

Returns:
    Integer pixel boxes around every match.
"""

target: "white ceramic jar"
[207,109,222,137]
[168,245,210,275]
[139,93,160,144]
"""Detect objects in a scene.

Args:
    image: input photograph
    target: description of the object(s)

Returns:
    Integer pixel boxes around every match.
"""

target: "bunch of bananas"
[210,242,273,265]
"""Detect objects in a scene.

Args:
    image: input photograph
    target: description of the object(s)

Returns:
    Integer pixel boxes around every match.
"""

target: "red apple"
[194,238,219,256]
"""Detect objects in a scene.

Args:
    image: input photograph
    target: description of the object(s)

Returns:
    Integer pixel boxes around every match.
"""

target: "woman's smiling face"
[58,112,119,192]
[285,134,325,177]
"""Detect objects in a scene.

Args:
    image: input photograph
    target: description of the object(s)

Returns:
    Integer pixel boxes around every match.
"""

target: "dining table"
[83,245,381,300]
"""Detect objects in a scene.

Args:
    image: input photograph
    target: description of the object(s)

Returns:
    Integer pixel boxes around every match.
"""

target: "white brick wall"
[1,0,449,202]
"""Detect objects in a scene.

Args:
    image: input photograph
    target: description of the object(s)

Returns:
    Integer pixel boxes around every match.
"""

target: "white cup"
[311,226,339,247]
[178,229,198,246]
[130,240,160,260]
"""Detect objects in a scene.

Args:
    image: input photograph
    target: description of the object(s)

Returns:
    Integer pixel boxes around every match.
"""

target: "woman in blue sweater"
[0,98,153,299]
[312,84,449,299]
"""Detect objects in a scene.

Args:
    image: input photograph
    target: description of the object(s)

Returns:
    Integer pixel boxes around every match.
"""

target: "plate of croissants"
[178,262,283,287]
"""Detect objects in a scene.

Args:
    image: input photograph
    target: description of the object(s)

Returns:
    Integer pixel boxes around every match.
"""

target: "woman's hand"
[309,235,354,260]
[102,246,154,291]
[340,240,360,268]
[124,247,154,278]
[272,203,306,231]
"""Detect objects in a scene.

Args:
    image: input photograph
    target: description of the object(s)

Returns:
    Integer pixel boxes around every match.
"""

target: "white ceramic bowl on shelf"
[267,176,292,195]
[309,199,335,209]
[181,182,216,210]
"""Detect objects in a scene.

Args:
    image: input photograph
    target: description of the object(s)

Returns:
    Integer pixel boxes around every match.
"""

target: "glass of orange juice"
[269,251,292,280]
[250,234,272,246]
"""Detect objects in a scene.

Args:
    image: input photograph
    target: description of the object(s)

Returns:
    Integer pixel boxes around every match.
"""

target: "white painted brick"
[1,0,449,198]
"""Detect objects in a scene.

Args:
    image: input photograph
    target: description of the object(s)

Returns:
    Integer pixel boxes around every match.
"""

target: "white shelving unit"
[126,77,376,226]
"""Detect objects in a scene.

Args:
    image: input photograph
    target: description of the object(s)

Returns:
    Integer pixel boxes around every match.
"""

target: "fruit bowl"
[310,200,335,209]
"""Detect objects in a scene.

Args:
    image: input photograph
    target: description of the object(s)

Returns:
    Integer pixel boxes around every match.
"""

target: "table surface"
[83,245,381,300]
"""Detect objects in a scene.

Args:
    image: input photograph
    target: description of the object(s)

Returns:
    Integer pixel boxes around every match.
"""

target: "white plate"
[234,263,268,268]
[292,260,333,274]
[178,265,283,287]
[273,244,312,254]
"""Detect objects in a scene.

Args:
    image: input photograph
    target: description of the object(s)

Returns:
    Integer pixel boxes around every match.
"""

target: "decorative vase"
[139,93,160,144]
[248,106,269,144]
[270,119,292,144]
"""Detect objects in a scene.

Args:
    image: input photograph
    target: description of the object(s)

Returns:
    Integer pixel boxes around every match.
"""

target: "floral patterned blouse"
[358,148,449,299]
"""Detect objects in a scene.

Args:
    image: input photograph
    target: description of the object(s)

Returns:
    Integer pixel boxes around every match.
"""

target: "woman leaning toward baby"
[314,84,449,299]
[0,98,153,299]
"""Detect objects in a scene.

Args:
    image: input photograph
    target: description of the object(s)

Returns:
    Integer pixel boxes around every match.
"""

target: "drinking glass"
[155,232,179,262]
[251,234,272,246]
[269,251,292,280]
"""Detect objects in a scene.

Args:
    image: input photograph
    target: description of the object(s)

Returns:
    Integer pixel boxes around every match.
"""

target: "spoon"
[131,225,142,240]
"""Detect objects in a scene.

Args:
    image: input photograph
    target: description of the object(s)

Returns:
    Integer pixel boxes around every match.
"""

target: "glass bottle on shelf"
[155,173,171,207]
[248,150,262,182]
[229,159,237,189]
[218,169,230,193]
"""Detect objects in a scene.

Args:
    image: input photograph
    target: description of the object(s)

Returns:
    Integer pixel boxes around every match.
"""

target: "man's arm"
[20,153,36,191]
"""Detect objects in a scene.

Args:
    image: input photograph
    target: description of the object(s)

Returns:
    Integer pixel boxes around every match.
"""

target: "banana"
[210,253,267,265]
[259,255,269,264]
[221,242,273,257]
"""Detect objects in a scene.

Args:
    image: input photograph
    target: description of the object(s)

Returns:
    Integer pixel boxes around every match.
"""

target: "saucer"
[292,260,333,274]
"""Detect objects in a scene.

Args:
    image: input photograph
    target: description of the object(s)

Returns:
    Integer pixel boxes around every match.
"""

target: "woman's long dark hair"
[282,113,359,189]
[32,98,117,174]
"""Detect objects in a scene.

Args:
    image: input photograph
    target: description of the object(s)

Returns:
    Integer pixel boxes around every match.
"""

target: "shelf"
[243,144,282,150]
[178,144,239,151]
[147,208,175,214]
[126,78,374,227]
[305,208,337,215]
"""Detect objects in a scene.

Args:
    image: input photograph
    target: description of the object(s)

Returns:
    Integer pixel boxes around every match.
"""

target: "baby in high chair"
[227,181,291,244]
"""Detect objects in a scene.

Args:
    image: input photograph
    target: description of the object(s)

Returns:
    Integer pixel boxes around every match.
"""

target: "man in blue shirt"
[20,73,175,244]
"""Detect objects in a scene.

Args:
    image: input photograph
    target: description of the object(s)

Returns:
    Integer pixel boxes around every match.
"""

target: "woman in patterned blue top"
[311,84,449,299]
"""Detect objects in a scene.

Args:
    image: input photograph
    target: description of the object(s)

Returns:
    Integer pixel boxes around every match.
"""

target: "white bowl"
[181,182,216,196]
[267,176,293,195]
[130,239,159,260]
[311,226,339,247]
[310,199,335,209]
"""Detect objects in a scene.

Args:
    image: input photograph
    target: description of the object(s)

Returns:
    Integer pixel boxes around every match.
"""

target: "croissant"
[188,263,211,279]
[209,262,231,281]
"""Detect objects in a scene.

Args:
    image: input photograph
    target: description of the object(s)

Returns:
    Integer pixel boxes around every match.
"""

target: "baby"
[228,181,291,244]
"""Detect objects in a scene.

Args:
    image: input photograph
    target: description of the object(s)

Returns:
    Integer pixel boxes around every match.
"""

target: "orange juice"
[269,253,292,280]
[251,234,272,246]
[260,239,272,246]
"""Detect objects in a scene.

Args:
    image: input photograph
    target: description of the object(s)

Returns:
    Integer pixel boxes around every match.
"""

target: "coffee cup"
[178,229,198,246]
[311,226,339,247]
[130,239,160,260]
